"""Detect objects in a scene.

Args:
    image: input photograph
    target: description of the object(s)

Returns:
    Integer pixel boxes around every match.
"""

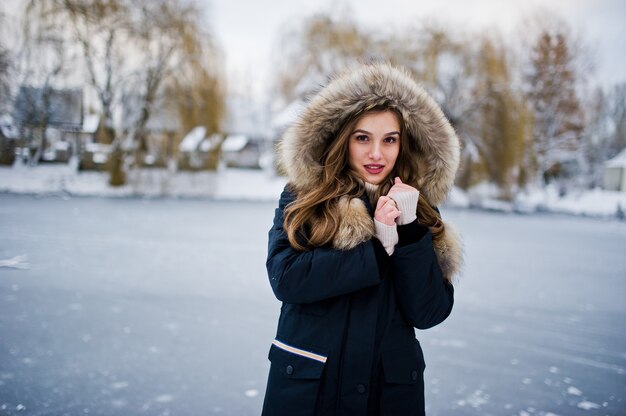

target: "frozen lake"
[0,193,624,415]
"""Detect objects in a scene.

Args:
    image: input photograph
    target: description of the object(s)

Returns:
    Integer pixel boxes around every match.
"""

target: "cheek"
[385,146,400,166]
[348,143,360,166]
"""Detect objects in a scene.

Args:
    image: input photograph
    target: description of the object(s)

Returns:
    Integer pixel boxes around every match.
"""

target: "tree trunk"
[108,145,125,186]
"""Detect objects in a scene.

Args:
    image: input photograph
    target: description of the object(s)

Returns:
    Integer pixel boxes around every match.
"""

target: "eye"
[383,136,398,144]
[354,134,369,142]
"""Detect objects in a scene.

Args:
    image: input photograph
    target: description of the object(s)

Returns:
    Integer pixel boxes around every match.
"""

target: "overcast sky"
[204,0,626,99]
[2,0,624,101]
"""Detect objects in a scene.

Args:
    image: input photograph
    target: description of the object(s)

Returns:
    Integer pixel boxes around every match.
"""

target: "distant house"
[13,86,84,163]
[120,94,181,168]
[221,134,265,169]
[604,149,626,193]
[77,115,109,171]
[178,126,222,171]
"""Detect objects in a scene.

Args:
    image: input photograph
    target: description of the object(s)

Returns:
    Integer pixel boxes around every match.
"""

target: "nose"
[368,142,381,160]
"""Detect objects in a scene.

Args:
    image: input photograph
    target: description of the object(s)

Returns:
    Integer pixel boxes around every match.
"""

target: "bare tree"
[28,0,224,185]
[604,84,626,158]
[0,6,13,114]
[59,0,132,184]
[273,12,372,105]
[16,1,76,165]
[0,45,11,114]
[121,0,218,169]
[523,17,588,188]
[583,84,626,187]
[470,35,531,199]
[169,35,225,137]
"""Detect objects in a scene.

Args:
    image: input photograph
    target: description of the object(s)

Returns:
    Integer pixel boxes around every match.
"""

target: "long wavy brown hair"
[284,107,443,251]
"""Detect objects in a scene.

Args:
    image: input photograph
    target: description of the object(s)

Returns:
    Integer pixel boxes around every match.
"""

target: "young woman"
[262,62,462,416]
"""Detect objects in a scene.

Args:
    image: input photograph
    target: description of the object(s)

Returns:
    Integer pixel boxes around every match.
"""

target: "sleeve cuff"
[392,190,419,225]
[397,220,429,246]
[374,219,398,255]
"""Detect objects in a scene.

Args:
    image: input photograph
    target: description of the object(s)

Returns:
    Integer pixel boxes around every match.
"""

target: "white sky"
[204,0,626,99]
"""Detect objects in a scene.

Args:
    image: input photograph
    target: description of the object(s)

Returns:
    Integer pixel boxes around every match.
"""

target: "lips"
[364,164,385,174]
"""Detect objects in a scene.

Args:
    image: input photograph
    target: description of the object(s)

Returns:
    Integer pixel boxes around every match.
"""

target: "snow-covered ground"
[454,182,626,219]
[0,194,625,415]
[0,162,287,201]
[1,163,625,219]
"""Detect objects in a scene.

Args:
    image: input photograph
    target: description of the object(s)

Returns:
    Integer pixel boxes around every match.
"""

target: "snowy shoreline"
[1,164,625,220]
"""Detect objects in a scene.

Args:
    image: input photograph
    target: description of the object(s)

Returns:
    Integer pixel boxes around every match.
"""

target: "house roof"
[180,126,207,151]
[606,148,626,168]
[222,134,248,152]
[82,114,100,134]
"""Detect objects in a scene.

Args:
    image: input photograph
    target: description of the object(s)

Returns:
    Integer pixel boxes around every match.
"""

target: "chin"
[363,175,384,185]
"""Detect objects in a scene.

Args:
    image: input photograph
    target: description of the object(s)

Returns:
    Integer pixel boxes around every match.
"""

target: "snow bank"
[1,164,625,218]
[453,182,626,218]
[0,162,287,201]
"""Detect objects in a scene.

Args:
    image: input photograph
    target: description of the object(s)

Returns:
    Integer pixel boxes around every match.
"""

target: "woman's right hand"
[374,196,401,226]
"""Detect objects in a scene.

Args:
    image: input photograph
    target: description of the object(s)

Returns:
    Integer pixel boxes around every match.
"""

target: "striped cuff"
[374,219,398,256]
[391,190,419,225]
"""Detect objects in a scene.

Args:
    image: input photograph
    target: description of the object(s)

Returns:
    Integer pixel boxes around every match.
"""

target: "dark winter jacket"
[262,63,463,416]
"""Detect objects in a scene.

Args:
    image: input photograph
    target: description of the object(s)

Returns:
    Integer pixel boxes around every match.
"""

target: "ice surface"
[0,195,624,415]
[155,395,174,403]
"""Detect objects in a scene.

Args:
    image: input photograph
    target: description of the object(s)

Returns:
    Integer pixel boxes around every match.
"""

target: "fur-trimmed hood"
[278,62,463,281]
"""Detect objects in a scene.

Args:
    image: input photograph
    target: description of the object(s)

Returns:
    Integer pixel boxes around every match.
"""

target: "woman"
[262,62,462,416]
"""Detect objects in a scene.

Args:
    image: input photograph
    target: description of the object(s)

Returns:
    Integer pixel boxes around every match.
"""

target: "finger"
[383,204,400,216]
[375,196,388,211]
[386,211,400,222]
[385,201,397,212]
[381,197,397,209]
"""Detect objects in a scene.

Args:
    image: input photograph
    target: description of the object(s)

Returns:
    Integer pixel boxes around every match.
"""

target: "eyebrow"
[352,129,400,136]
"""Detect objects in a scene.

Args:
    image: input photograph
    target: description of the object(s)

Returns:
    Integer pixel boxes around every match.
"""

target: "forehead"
[354,110,400,130]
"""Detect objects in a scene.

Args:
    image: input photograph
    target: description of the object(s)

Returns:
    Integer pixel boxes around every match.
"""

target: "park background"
[0,0,625,415]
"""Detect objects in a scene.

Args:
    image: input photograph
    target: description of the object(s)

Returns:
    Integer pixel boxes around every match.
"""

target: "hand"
[374,195,400,226]
[388,177,419,225]
[388,177,419,200]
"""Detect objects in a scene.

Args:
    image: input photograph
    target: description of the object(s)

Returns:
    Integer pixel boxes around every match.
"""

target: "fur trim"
[332,197,374,250]
[434,221,463,283]
[279,62,460,206]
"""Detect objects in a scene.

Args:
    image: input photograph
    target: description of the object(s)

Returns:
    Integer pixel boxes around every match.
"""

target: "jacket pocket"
[262,339,328,416]
[381,339,425,385]
[269,339,327,377]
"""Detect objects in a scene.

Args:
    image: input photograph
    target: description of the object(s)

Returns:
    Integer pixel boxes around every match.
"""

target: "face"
[347,110,401,185]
